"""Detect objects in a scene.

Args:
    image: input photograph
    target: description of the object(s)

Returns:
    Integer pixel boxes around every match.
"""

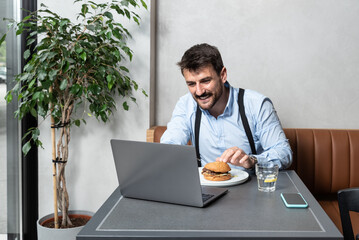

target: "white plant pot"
[37,210,93,240]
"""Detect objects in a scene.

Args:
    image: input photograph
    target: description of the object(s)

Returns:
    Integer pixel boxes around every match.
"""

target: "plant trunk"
[55,100,74,228]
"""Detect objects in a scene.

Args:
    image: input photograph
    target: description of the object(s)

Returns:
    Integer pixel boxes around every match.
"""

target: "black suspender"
[194,88,256,166]
[195,104,202,167]
[238,88,257,155]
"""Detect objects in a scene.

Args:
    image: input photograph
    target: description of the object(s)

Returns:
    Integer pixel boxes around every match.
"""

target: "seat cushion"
[318,198,342,233]
[318,197,359,236]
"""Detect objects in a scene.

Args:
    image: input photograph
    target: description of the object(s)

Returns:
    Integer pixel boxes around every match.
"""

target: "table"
[77,170,343,239]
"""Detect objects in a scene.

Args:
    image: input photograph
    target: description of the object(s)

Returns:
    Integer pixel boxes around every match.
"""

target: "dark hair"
[177,43,224,76]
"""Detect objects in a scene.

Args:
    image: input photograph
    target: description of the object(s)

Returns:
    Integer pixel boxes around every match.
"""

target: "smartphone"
[280,193,308,208]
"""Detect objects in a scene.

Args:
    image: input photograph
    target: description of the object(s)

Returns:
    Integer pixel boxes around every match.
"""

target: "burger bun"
[203,173,232,181]
[204,161,231,173]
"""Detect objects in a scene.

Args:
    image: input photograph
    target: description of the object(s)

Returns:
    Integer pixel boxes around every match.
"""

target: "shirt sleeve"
[160,96,193,145]
[252,98,293,169]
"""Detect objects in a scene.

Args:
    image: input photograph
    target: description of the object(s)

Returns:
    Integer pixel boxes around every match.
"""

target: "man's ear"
[220,67,227,83]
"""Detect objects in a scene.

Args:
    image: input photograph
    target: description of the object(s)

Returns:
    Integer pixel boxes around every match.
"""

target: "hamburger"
[201,162,232,181]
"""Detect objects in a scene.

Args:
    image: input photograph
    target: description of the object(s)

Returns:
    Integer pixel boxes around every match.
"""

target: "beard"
[194,84,224,110]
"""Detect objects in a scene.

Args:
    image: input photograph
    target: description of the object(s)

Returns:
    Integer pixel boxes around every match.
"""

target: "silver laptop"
[110,139,228,207]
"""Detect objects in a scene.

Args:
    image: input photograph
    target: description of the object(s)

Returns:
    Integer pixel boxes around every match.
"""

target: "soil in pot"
[41,214,91,229]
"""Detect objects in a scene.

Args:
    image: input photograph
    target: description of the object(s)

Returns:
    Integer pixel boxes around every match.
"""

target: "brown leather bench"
[147,126,359,235]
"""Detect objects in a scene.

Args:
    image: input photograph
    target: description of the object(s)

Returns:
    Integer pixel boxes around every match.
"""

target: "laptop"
[110,139,228,207]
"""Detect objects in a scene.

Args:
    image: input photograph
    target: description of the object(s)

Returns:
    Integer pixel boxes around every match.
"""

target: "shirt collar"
[222,81,233,117]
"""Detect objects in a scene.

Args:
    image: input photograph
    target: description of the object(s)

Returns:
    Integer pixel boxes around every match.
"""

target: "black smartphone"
[280,193,308,208]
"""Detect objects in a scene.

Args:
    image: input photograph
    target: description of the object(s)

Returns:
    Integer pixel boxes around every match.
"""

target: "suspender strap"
[238,88,257,154]
[194,88,257,166]
[195,104,202,167]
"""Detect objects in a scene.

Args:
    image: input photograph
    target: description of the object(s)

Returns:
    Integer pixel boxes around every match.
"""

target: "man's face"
[183,65,227,111]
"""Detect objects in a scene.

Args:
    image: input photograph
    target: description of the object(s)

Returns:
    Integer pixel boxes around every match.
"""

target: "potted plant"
[0,0,147,237]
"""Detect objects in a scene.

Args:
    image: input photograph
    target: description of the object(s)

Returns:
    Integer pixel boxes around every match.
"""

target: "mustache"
[195,92,212,99]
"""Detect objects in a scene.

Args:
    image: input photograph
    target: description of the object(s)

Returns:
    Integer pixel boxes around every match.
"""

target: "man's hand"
[216,147,255,169]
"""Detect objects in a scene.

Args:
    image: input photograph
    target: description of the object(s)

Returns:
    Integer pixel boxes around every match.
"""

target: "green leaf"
[62,61,70,72]
[121,0,129,7]
[30,107,37,117]
[32,92,41,100]
[87,24,95,31]
[74,119,81,127]
[128,0,138,7]
[132,80,138,90]
[48,69,58,80]
[22,141,32,155]
[28,79,36,88]
[38,104,47,117]
[20,73,30,82]
[38,70,47,81]
[112,5,124,16]
[104,11,113,20]
[0,34,7,46]
[80,52,87,61]
[5,92,13,103]
[140,0,148,9]
[142,89,148,97]
[75,46,83,53]
[81,4,89,15]
[60,79,68,90]
[16,28,24,35]
[106,75,112,82]
[133,15,140,25]
[108,81,114,90]
[120,66,129,72]
[123,101,129,111]
[24,49,31,59]
[32,128,40,141]
[22,15,32,21]
[124,9,131,19]
[112,28,122,40]
[26,38,36,46]
[60,19,69,27]
[70,84,82,95]
[106,31,112,40]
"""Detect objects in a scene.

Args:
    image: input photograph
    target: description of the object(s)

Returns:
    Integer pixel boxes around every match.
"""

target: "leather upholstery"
[146,126,359,235]
[285,129,359,194]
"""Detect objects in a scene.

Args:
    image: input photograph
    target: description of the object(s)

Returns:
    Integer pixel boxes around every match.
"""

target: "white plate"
[199,167,249,187]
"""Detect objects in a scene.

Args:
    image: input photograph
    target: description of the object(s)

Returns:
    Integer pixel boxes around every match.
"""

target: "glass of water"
[255,162,279,192]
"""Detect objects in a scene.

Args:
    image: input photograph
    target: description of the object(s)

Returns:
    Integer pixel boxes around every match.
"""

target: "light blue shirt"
[161,83,292,170]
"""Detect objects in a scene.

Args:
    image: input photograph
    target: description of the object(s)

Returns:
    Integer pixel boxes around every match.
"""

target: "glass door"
[0,0,8,237]
[0,0,21,239]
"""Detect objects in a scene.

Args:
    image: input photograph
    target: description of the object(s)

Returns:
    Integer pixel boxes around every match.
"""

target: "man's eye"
[187,82,195,87]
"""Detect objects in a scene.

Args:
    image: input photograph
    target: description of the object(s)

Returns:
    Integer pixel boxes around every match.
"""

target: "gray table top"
[77,170,343,239]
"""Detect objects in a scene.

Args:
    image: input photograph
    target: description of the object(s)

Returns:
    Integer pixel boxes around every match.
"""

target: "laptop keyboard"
[202,193,215,202]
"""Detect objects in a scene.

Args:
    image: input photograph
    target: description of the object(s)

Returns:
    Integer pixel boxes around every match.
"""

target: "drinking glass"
[255,162,279,192]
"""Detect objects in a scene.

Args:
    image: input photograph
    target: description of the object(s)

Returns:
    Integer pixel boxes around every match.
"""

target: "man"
[161,43,292,171]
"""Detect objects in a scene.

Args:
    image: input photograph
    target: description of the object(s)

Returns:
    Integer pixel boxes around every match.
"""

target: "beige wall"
[155,0,359,129]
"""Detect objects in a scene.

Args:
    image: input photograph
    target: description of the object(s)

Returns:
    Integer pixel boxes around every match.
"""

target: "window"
[0,0,21,239]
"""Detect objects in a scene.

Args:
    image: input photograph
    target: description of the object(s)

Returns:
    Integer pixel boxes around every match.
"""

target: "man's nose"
[195,83,205,96]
